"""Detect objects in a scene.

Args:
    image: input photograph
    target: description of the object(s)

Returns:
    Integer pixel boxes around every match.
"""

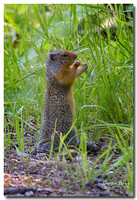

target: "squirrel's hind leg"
[35,141,59,153]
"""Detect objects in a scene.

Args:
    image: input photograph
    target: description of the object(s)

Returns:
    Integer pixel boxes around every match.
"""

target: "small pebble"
[19,152,29,158]
[42,166,47,171]
[12,172,18,175]
[75,156,82,162]
[97,183,106,190]
[25,191,34,196]
[94,178,104,184]
[91,189,98,194]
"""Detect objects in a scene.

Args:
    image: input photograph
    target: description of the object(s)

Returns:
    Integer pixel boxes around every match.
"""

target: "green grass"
[4,4,133,196]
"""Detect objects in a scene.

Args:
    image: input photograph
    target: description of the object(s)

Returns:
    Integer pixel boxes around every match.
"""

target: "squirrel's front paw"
[76,62,88,77]
[73,60,80,68]
[82,63,88,70]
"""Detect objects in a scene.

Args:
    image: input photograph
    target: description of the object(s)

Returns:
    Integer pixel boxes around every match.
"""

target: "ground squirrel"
[37,49,88,152]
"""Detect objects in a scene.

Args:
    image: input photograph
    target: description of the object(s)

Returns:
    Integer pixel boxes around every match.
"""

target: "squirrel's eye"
[62,54,67,57]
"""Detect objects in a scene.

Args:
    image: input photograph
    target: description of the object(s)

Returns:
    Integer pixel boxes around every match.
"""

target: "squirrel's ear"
[50,54,55,61]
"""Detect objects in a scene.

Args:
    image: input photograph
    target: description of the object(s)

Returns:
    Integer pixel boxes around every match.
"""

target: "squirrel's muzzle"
[73,53,77,60]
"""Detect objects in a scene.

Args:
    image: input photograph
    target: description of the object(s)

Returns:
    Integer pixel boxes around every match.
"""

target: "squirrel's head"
[46,50,77,78]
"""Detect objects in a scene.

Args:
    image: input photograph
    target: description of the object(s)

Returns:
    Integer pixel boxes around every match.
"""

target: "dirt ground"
[4,123,131,197]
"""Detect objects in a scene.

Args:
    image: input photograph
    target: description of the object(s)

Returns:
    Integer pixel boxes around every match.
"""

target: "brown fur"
[37,50,88,152]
